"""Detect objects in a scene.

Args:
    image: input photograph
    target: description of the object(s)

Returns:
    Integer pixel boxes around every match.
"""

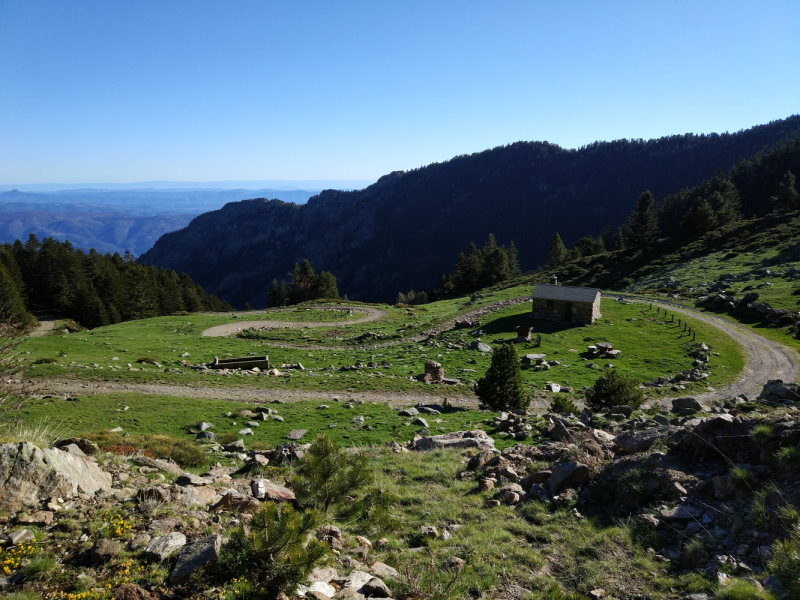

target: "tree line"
[268,259,340,307]
[0,234,232,329]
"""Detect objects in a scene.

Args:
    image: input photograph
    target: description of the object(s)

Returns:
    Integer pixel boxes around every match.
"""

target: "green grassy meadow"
[19,293,744,398]
[14,393,524,455]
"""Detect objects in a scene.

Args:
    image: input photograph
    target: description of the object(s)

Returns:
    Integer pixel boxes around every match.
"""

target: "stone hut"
[531,276,601,324]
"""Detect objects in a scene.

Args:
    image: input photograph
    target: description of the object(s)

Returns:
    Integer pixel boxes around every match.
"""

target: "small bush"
[22,557,56,581]
[475,343,528,411]
[34,357,58,365]
[136,355,156,364]
[751,424,773,446]
[215,502,326,597]
[549,396,579,415]
[291,434,372,513]
[216,432,240,445]
[729,466,753,494]
[584,370,644,412]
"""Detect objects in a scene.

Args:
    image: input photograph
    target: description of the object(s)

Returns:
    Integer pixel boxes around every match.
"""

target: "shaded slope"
[141,116,800,306]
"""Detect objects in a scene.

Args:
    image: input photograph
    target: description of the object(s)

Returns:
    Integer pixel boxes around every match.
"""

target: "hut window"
[546,300,554,310]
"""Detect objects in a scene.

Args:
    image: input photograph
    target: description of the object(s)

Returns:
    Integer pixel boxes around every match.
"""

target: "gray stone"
[0,442,113,513]
[144,532,187,560]
[410,430,495,452]
[169,534,222,585]
[467,450,496,470]
[287,429,308,441]
[610,405,633,418]
[672,397,703,413]
[198,422,213,431]
[658,505,701,521]
[223,439,246,452]
[238,428,254,436]
[369,561,398,580]
[471,341,492,352]
[361,577,391,598]
[90,538,122,563]
[175,473,213,486]
[549,462,590,493]
[195,431,216,442]
[398,408,419,417]
[130,455,183,475]
[614,427,679,454]
[9,529,35,544]
[251,479,295,502]
[412,417,429,428]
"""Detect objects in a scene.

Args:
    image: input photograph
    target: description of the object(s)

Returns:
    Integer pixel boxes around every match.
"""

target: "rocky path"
[200,306,387,337]
[28,319,57,338]
[34,378,479,408]
[620,295,799,404]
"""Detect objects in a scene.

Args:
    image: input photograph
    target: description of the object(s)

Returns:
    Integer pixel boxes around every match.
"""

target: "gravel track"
[617,295,798,404]
[200,306,387,337]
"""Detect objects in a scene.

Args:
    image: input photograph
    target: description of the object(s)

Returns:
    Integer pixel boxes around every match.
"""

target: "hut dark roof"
[531,284,600,303]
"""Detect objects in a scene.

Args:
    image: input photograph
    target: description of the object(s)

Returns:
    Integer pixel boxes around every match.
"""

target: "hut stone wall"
[531,295,600,324]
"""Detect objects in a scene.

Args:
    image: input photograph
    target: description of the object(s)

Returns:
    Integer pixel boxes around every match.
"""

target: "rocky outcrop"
[409,430,496,452]
[0,442,113,513]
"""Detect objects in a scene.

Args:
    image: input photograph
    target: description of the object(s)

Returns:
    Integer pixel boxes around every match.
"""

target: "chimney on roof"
[550,274,558,285]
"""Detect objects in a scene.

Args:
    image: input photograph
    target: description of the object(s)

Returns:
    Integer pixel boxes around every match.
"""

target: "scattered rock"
[144,532,187,560]
[170,534,222,585]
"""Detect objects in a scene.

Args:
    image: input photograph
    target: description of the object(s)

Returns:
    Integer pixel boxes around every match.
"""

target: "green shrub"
[475,343,528,411]
[34,357,58,364]
[136,355,156,364]
[549,396,579,415]
[729,466,753,494]
[751,424,773,446]
[775,446,800,472]
[291,434,372,513]
[584,370,644,412]
[215,502,326,598]
[216,432,240,445]
[22,557,57,581]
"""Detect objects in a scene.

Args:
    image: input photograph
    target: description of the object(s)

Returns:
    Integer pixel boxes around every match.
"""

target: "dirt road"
[201,306,387,337]
[622,296,798,404]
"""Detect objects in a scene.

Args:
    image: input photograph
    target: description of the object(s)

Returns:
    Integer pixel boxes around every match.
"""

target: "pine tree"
[772,171,800,213]
[291,434,372,513]
[626,190,660,253]
[474,344,527,411]
[243,301,253,311]
[312,271,339,300]
[547,232,567,268]
[681,197,717,236]
[290,260,316,304]
[269,279,285,307]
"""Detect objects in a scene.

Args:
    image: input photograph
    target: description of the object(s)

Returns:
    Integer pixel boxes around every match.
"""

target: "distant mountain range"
[0,187,323,255]
[140,115,800,307]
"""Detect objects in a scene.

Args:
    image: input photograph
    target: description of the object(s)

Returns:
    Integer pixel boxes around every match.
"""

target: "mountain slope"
[140,116,800,306]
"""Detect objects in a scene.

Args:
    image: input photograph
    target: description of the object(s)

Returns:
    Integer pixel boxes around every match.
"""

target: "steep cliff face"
[140,116,800,306]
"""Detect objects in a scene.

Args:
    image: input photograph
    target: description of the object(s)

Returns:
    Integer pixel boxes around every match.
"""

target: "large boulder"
[410,430,495,452]
[549,462,590,493]
[671,397,703,413]
[613,427,680,455]
[0,442,113,513]
[169,534,222,585]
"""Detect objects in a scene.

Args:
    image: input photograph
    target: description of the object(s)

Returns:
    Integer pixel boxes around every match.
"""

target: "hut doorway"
[565,302,573,322]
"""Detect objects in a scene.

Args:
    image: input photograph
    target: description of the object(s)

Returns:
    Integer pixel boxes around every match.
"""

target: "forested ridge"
[0,234,231,329]
[140,115,800,306]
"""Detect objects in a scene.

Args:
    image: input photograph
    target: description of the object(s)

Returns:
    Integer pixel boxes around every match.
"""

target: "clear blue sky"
[1,1,798,185]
